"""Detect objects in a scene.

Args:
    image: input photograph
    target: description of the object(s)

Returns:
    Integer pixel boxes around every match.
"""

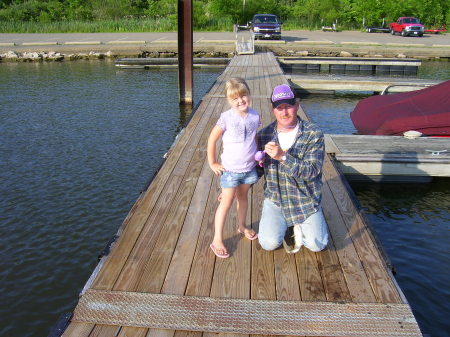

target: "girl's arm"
[207,125,225,175]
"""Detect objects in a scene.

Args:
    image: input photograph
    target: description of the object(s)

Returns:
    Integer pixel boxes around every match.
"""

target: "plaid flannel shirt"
[257,118,324,226]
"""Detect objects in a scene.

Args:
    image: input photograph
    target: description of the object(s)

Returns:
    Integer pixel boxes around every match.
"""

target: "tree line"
[0,0,448,31]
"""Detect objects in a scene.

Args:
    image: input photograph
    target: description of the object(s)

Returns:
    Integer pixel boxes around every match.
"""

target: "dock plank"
[295,248,326,301]
[322,156,402,303]
[322,181,377,302]
[91,96,217,291]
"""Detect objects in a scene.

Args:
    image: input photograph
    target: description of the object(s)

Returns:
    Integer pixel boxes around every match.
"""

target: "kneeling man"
[257,84,328,253]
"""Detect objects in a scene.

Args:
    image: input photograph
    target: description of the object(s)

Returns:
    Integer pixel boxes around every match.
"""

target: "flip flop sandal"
[238,228,258,240]
[210,243,230,258]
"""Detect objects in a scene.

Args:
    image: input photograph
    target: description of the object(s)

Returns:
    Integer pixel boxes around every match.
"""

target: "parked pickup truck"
[389,17,424,37]
[249,14,282,40]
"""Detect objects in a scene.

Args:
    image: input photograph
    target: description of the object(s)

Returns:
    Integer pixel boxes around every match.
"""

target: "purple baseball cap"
[271,84,296,108]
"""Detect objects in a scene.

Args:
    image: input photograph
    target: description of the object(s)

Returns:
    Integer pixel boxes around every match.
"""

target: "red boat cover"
[350,80,450,136]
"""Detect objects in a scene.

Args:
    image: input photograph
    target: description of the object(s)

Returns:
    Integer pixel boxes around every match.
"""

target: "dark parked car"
[249,14,282,40]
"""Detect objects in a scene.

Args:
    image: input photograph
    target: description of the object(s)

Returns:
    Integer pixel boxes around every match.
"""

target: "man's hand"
[264,141,285,161]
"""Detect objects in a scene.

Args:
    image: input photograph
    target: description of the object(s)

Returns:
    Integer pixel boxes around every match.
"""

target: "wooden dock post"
[177,0,193,104]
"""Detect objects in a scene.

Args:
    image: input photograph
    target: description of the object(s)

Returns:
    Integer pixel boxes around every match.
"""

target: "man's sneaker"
[282,225,302,253]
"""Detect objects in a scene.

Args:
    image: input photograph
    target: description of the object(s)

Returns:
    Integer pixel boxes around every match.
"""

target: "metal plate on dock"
[72,289,422,336]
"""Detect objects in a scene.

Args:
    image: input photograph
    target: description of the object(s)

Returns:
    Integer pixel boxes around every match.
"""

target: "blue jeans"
[220,168,258,188]
[258,199,329,252]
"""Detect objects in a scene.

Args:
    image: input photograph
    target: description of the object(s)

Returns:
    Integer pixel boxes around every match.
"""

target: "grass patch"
[0,18,178,33]
[0,17,334,33]
[0,17,239,33]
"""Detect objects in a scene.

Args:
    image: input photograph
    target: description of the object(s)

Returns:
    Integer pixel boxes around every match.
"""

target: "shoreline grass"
[0,18,241,33]
[0,18,354,34]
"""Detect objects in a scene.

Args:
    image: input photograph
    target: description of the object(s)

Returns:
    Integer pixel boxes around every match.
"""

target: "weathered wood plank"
[61,322,94,337]
[91,96,217,290]
[89,324,120,337]
[117,326,148,337]
[250,97,277,302]
[322,155,402,303]
[322,180,377,302]
[184,171,221,297]
[111,97,222,291]
[160,159,215,294]
[136,101,222,293]
[295,248,326,301]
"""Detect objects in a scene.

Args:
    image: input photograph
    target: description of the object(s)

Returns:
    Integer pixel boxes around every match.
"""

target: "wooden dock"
[326,134,450,181]
[279,56,421,74]
[61,52,422,337]
[288,75,440,94]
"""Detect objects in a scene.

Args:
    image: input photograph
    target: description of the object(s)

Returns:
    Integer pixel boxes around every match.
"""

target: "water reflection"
[351,179,450,337]
[0,61,221,337]
[0,59,448,337]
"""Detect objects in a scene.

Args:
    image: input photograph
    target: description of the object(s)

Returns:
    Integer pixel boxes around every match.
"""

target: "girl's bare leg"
[211,187,236,255]
[235,184,257,239]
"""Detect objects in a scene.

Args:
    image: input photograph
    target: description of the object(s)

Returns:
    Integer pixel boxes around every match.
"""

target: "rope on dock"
[72,289,422,336]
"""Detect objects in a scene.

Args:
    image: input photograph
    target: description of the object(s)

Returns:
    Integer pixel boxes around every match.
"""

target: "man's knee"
[258,236,281,251]
[304,236,328,252]
[305,241,327,252]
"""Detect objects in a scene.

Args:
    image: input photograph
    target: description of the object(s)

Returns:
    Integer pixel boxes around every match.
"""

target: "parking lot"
[1,30,448,47]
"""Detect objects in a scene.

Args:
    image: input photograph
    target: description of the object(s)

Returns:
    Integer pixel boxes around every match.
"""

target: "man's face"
[273,103,298,129]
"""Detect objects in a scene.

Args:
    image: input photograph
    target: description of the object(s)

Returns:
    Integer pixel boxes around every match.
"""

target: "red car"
[389,17,425,37]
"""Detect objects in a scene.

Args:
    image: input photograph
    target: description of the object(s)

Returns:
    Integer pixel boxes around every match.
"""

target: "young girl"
[207,77,260,258]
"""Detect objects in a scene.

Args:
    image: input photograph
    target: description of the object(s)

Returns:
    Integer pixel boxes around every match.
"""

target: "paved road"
[1,30,449,46]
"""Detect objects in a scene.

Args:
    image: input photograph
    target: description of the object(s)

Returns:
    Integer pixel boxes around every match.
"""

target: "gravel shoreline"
[1,40,450,62]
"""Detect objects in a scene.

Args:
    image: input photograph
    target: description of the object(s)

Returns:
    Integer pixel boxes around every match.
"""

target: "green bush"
[0,0,448,33]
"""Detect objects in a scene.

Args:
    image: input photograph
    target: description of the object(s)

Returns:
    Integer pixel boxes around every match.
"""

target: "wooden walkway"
[325,134,450,180]
[62,52,422,337]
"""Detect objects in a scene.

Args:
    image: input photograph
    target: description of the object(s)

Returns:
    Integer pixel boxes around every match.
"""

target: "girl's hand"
[255,151,265,167]
[210,162,225,176]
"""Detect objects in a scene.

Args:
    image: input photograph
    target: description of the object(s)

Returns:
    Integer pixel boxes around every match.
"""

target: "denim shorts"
[220,167,258,188]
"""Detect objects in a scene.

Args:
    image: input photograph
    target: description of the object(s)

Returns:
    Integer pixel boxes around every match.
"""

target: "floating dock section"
[288,75,440,94]
[61,52,422,337]
[279,56,421,74]
[115,57,230,69]
[326,134,450,182]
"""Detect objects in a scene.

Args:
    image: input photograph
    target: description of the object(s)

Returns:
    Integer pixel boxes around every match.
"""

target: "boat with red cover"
[350,80,450,136]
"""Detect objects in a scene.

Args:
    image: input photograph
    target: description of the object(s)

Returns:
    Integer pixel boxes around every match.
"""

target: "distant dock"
[326,134,450,182]
[59,52,422,337]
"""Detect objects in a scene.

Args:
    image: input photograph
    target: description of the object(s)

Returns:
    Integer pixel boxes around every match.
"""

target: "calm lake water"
[0,60,449,337]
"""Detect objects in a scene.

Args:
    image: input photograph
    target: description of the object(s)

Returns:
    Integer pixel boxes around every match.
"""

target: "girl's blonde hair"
[225,77,250,99]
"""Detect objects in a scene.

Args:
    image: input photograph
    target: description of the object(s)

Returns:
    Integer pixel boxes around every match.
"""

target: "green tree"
[145,0,177,18]
[90,0,135,19]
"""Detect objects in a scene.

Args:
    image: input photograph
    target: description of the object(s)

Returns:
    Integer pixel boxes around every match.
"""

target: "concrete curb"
[341,42,382,46]
[293,41,334,45]
[22,42,58,46]
[197,40,235,44]
[64,41,102,45]
[149,40,177,44]
[256,40,286,44]
[106,40,146,44]
[386,43,426,47]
